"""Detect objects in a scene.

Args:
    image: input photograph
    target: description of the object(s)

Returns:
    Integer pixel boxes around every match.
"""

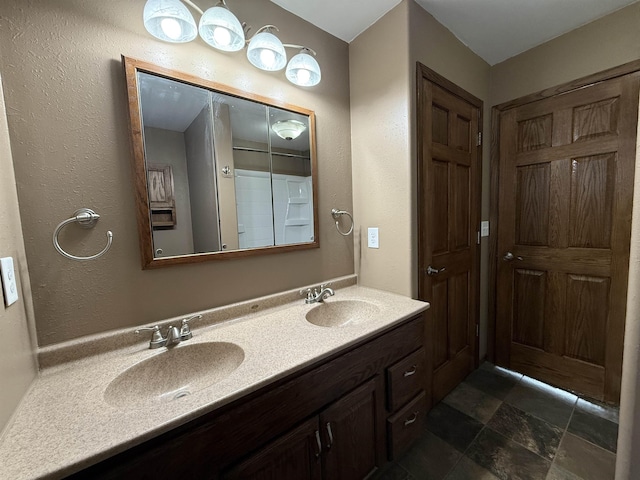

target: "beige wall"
[350,0,491,354]
[488,4,640,478]
[618,114,640,480]
[0,0,353,346]
[145,127,195,257]
[213,103,239,251]
[350,1,412,296]
[408,0,491,357]
[490,2,640,107]
[0,75,38,431]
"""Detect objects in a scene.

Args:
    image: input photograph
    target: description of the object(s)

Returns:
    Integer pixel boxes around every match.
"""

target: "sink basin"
[104,342,244,409]
[305,300,380,328]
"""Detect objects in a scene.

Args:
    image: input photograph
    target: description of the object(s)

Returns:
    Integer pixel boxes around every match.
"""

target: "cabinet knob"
[325,422,334,449]
[404,411,419,426]
[314,430,322,459]
[403,365,417,377]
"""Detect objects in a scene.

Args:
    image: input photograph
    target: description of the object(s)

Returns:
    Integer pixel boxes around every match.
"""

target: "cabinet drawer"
[387,391,427,460]
[386,348,426,411]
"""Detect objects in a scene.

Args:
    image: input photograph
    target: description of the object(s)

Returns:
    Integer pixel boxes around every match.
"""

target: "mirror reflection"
[126,58,318,267]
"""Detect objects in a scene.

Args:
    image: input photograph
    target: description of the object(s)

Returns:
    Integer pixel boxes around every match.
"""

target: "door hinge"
[477,231,481,245]
[476,132,482,147]
[476,324,479,337]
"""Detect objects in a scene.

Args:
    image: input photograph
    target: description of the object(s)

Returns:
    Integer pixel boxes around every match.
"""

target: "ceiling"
[271,0,639,65]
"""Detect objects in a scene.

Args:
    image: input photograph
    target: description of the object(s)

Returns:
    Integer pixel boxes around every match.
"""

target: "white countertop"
[0,281,429,479]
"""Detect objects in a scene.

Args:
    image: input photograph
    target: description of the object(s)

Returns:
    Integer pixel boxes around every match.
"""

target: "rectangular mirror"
[123,57,318,268]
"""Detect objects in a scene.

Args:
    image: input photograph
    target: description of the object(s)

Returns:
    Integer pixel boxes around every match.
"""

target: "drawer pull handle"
[326,422,334,450]
[314,430,322,458]
[404,365,417,377]
[404,412,419,426]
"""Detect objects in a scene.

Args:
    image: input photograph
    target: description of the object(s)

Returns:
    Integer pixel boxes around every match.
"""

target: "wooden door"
[224,416,322,480]
[495,72,640,403]
[321,377,385,480]
[417,65,482,403]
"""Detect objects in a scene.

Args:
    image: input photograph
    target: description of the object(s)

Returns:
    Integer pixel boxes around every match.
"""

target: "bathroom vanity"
[0,279,429,479]
[71,315,428,479]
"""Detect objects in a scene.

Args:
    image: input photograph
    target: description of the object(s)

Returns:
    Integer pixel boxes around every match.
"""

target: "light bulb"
[296,69,311,85]
[213,26,231,47]
[160,17,182,40]
[260,49,276,69]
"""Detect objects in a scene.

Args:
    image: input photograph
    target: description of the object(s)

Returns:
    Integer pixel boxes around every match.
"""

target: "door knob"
[426,266,446,276]
[503,252,523,262]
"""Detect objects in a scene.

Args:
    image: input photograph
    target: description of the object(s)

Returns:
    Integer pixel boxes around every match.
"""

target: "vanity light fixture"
[286,48,321,87]
[143,0,198,43]
[247,26,287,72]
[142,0,321,87]
[198,1,245,52]
[272,119,307,141]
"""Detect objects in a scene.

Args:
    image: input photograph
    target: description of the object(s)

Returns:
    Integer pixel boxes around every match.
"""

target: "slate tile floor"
[374,362,619,480]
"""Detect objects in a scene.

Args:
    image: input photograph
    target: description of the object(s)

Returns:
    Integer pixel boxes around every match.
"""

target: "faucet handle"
[300,288,313,298]
[180,314,202,340]
[135,326,165,348]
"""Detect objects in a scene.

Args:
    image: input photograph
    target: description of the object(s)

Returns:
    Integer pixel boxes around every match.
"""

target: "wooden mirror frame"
[123,56,319,269]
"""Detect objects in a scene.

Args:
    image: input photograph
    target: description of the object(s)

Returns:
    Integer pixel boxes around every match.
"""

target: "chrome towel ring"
[331,208,354,236]
[53,208,113,261]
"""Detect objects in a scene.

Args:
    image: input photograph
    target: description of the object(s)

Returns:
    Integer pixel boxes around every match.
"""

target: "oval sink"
[104,342,244,409]
[306,300,380,328]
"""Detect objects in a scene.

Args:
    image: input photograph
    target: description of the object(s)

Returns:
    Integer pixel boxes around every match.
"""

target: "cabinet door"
[321,377,385,480]
[224,416,322,480]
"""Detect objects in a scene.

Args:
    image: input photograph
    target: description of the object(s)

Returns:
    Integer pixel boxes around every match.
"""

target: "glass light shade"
[286,51,321,87]
[272,120,307,141]
[247,32,287,71]
[199,5,245,52]
[143,0,197,43]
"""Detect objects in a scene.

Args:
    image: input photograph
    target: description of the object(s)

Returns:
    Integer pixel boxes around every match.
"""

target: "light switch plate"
[481,221,490,237]
[368,227,379,249]
[0,257,19,307]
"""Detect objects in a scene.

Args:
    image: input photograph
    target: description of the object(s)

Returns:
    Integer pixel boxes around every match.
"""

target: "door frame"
[416,62,483,370]
[488,59,640,363]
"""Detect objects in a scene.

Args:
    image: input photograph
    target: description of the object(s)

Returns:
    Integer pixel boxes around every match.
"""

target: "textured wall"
[408,1,491,357]
[0,0,352,346]
[0,74,38,431]
[144,128,194,257]
[487,4,640,477]
[350,0,491,354]
[350,1,412,296]
[618,115,640,480]
[490,3,640,106]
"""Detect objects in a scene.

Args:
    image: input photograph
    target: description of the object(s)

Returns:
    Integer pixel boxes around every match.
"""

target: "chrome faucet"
[300,283,335,304]
[135,314,202,349]
[165,325,182,347]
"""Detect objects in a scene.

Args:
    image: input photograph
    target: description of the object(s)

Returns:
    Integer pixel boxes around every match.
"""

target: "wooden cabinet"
[226,378,384,480]
[224,417,322,480]
[387,391,428,460]
[385,347,429,460]
[321,378,384,480]
[69,315,428,480]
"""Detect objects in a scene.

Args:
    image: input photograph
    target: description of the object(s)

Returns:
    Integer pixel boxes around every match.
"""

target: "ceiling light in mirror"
[272,119,307,140]
[286,48,321,87]
[199,2,245,52]
[247,27,287,71]
[143,0,198,43]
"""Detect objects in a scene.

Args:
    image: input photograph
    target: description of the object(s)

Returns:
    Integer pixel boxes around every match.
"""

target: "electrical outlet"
[368,227,379,249]
[0,257,19,307]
